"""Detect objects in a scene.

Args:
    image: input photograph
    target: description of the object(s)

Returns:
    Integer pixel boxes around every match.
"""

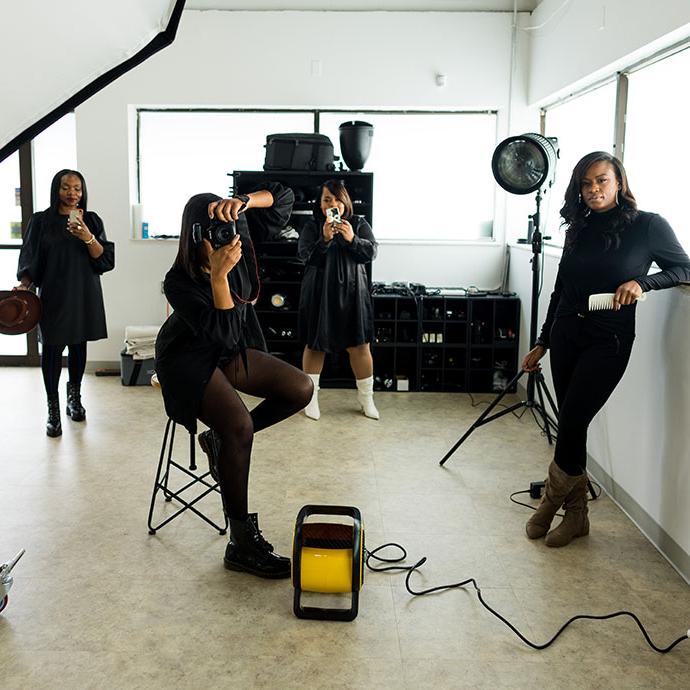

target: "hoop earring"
[615,190,620,206]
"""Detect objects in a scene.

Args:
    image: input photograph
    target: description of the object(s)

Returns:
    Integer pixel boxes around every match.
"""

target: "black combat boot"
[66,381,86,422]
[46,394,62,437]
[225,515,290,579]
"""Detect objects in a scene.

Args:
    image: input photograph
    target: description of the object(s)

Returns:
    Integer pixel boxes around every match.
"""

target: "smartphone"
[326,207,341,224]
[68,209,80,224]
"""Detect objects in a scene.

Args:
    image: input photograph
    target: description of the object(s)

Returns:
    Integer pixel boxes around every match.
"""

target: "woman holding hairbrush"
[298,179,378,420]
[521,151,690,547]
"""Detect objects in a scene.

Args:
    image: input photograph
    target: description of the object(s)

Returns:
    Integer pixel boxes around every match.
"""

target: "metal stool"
[147,374,227,535]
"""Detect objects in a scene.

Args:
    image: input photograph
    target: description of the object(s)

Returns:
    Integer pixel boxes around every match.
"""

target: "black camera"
[192,220,237,249]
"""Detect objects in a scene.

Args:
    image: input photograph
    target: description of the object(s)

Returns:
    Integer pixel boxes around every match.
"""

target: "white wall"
[74,9,533,362]
[528,0,690,105]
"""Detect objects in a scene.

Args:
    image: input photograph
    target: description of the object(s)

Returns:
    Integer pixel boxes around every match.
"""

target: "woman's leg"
[224,349,313,432]
[42,344,64,437]
[198,367,254,520]
[41,344,64,397]
[346,343,373,379]
[301,347,324,420]
[66,342,87,421]
[347,343,379,419]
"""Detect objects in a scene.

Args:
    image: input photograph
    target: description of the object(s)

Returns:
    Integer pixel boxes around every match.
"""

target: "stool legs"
[147,419,228,535]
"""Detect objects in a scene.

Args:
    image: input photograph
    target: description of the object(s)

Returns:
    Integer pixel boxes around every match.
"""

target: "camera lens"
[211,221,236,247]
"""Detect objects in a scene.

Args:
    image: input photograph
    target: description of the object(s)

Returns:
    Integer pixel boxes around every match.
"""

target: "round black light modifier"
[491,133,559,195]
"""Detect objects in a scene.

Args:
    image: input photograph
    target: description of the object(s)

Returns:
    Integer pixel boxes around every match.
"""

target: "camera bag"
[264,133,335,171]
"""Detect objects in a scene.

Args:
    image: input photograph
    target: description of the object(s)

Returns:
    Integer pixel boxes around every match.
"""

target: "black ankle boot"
[46,394,62,437]
[66,381,86,422]
[225,516,290,579]
[198,429,220,482]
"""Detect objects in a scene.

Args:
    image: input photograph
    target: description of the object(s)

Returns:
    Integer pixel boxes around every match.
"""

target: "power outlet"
[529,480,545,499]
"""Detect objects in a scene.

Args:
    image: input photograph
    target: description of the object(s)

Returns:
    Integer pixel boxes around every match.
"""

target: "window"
[543,81,616,245]
[320,111,497,242]
[137,110,313,238]
[624,47,690,251]
[0,152,22,246]
[137,109,497,242]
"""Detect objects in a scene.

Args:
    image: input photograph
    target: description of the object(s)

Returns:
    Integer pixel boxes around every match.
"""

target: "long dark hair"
[49,169,88,215]
[172,192,221,280]
[314,179,354,221]
[561,151,637,252]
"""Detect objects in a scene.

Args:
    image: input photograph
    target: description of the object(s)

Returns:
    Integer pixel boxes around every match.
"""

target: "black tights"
[550,317,634,476]
[198,348,313,520]
[41,342,87,396]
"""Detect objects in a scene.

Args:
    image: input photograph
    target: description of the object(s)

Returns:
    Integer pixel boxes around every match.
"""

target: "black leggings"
[198,348,313,520]
[549,317,634,476]
[41,342,87,396]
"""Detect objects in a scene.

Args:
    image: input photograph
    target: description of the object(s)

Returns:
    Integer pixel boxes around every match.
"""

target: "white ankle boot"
[304,374,321,420]
[356,376,379,420]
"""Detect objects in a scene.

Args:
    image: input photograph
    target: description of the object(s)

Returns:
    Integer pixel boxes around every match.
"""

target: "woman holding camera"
[155,185,312,579]
[522,151,690,547]
[298,179,379,420]
[16,169,114,437]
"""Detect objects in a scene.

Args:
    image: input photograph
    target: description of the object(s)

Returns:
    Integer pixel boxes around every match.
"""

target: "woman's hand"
[206,236,242,280]
[322,220,337,243]
[208,197,248,222]
[613,280,643,310]
[521,345,546,372]
[67,209,93,243]
[337,219,355,243]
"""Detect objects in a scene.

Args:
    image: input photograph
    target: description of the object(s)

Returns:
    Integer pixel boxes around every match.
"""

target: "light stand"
[439,189,559,466]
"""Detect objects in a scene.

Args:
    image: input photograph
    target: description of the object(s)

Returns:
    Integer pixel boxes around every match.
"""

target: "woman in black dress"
[16,169,114,437]
[298,179,378,420]
[155,185,312,579]
[522,151,690,547]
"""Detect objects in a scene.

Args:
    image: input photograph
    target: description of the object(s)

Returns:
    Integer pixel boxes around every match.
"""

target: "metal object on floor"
[147,417,228,535]
[0,549,25,614]
[292,505,364,621]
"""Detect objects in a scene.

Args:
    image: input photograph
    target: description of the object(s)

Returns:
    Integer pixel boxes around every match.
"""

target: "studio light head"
[491,133,559,195]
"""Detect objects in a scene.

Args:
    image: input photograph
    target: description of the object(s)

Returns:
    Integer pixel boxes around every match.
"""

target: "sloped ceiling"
[0,0,186,163]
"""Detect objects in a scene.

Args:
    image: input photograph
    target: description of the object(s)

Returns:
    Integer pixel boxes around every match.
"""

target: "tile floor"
[1,368,688,689]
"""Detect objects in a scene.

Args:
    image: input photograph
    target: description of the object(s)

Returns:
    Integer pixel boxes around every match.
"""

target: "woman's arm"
[341,217,377,263]
[535,270,563,349]
[636,214,690,291]
[81,213,115,273]
[16,213,42,287]
[298,219,331,266]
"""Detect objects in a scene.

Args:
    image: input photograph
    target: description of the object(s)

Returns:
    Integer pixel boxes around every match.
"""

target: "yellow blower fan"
[292,505,364,621]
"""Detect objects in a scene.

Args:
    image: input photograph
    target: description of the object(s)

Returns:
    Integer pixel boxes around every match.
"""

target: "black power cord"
[364,544,689,654]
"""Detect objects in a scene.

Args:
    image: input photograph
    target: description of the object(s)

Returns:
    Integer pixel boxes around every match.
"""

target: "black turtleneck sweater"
[538,210,690,345]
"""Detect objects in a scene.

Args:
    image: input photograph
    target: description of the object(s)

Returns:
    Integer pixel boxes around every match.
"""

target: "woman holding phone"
[16,169,114,437]
[298,179,379,420]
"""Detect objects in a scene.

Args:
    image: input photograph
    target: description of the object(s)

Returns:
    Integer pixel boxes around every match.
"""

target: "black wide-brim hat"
[0,290,42,335]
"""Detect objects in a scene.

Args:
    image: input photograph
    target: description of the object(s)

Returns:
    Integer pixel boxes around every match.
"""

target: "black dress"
[298,215,377,352]
[17,210,115,345]
[155,184,294,433]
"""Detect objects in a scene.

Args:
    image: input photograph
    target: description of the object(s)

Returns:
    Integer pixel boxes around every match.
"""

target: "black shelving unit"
[375,293,520,393]
[232,170,374,386]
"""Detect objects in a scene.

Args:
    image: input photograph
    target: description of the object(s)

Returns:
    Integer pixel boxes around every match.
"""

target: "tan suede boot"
[545,475,590,547]
[525,461,584,539]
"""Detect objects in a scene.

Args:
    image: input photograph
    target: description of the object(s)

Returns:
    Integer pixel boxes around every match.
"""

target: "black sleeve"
[342,217,377,264]
[298,219,330,267]
[245,182,295,241]
[87,212,115,274]
[17,212,44,286]
[164,269,243,348]
[635,214,690,291]
[536,269,563,348]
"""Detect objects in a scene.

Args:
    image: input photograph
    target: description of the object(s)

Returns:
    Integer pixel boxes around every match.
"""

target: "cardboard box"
[120,349,155,386]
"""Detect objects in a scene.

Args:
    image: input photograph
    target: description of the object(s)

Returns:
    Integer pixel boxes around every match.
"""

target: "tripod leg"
[534,375,554,445]
[440,370,526,466]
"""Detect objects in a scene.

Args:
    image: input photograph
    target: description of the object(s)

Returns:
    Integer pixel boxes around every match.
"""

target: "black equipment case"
[264,133,335,171]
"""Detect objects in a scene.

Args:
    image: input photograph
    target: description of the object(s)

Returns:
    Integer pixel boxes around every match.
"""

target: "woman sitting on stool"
[155,186,312,578]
